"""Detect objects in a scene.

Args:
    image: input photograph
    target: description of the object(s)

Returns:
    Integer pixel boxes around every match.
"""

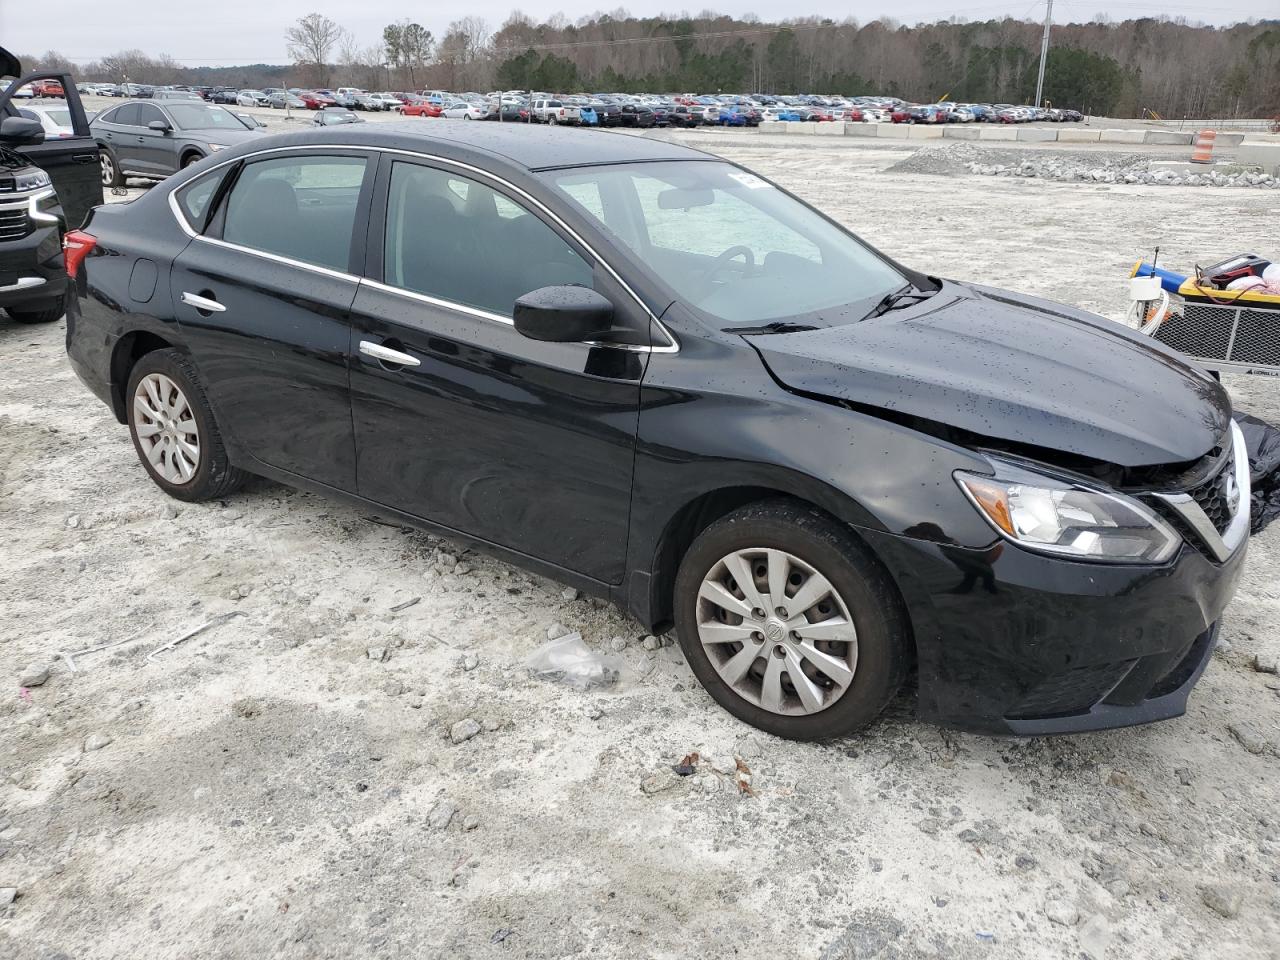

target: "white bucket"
[1129,275,1162,301]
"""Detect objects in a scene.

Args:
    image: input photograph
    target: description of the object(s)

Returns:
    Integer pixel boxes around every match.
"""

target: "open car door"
[0,46,103,228]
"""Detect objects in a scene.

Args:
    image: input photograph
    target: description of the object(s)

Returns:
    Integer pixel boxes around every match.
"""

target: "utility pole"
[1033,0,1053,108]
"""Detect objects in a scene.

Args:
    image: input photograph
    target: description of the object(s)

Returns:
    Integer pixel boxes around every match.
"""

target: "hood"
[746,282,1230,468]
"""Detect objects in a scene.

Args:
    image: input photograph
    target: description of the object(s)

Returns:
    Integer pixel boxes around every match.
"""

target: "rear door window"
[112,103,141,127]
[220,154,368,271]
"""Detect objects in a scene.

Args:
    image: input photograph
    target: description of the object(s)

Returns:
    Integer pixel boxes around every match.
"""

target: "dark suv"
[0,47,102,324]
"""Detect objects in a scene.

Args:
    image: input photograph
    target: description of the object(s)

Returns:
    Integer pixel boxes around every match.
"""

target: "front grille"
[0,206,28,240]
[1187,453,1235,535]
[0,177,14,194]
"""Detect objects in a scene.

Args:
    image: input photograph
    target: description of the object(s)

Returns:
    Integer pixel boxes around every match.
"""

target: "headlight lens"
[956,459,1180,564]
[206,143,225,152]
[14,169,51,191]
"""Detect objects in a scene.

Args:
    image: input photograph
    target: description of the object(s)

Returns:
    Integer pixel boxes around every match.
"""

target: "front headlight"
[14,169,51,191]
[956,459,1180,564]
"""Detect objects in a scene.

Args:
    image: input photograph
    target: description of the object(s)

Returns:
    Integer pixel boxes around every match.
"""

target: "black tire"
[100,148,123,188]
[126,348,250,502]
[673,499,910,740]
[181,152,204,169]
[6,297,65,324]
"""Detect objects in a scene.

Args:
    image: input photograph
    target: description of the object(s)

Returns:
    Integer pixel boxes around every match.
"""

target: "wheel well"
[180,148,205,167]
[647,487,915,661]
[109,331,174,422]
[648,486,799,631]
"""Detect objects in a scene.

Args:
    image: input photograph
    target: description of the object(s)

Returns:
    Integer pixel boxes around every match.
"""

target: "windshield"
[544,160,905,327]
[166,103,251,131]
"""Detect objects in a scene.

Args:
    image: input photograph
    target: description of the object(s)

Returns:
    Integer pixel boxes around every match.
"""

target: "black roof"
[249,120,713,173]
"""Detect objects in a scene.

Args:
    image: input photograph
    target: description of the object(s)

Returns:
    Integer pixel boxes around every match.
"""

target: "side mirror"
[148,119,172,133]
[0,116,45,146]
[514,286,616,343]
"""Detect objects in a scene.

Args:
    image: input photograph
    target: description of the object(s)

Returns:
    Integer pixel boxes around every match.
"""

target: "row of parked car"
[889,102,1085,124]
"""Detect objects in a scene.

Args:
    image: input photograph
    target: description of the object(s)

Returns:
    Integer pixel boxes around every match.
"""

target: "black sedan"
[63,124,1249,740]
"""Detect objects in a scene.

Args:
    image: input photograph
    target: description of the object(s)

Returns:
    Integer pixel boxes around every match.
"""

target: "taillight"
[63,230,97,279]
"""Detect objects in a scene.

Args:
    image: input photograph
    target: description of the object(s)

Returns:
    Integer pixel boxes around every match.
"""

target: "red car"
[398,98,442,118]
[890,107,912,123]
[296,90,336,110]
[31,79,64,98]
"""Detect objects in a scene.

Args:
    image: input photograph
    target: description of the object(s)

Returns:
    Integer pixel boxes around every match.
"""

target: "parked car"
[617,103,655,128]
[61,122,1250,740]
[16,102,75,137]
[267,91,306,110]
[398,97,442,118]
[0,46,102,324]
[92,100,264,185]
[30,79,65,98]
[236,90,269,107]
[295,91,336,110]
[351,93,387,111]
[666,104,703,127]
[155,90,203,102]
[530,99,579,124]
[313,108,362,126]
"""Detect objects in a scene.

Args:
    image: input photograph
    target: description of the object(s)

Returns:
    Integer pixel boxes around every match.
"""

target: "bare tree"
[286,13,347,87]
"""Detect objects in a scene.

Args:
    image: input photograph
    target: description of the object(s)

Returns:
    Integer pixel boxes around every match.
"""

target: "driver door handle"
[359,340,420,367]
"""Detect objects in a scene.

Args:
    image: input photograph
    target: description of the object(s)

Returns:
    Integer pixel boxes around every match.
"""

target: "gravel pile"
[891,143,1280,188]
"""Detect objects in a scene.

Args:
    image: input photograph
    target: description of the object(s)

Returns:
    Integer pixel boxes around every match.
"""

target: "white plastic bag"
[523,633,626,691]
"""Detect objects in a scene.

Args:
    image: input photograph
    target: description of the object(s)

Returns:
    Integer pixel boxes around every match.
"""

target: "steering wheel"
[699,245,756,286]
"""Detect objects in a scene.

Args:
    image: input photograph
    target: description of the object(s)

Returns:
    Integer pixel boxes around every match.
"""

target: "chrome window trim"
[162,142,679,354]
[1151,421,1251,563]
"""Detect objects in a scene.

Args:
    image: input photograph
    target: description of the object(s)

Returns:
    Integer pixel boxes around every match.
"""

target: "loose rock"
[18,663,49,688]
[1044,899,1079,926]
[450,718,482,744]
[427,800,457,831]
[1253,654,1278,675]
[642,635,661,652]
[83,733,112,752]
[1199,883,1242,919]
[462,654,479,672]
[367,647,389,662]
[1228,722,1269,755]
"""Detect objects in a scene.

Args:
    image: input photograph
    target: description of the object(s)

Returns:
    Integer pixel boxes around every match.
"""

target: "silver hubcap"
[697,548,857,716]
[100,155,114,185]
[133,373,200,484]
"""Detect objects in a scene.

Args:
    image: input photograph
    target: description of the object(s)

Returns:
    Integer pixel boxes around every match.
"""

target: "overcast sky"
[1,1,1271,65]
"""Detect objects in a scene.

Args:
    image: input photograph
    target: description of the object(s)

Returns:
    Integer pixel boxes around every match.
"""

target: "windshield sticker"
[728,172,771,190]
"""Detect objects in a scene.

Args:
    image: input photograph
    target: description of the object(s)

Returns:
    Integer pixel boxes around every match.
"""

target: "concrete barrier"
[1237,141,1280,175]
[1105,129,1147,144]
[784,122,815,134]
[843,122,878,137]
[1214,133,1246,147]
[1144,131,1195,145]
[909,125,945,139]
[943,126,980,140]
[876,124,911,139]
[1057,128,1101,143]
[759,121,785,134]
[814,122,844,136]
[1017,127,1057,142]
[979,126,1018,141]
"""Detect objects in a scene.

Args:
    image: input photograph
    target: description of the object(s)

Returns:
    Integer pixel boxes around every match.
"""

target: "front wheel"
[673,499,910,740]
[126,349,250,502]
[100,149,123,187]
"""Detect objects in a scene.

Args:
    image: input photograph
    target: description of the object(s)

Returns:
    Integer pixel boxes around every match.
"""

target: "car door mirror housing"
[148,119,172,132]
[0,115,44,145]
[514,286,617,343]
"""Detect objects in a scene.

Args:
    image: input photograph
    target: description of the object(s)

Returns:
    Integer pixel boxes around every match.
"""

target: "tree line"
[13,10,1280,118]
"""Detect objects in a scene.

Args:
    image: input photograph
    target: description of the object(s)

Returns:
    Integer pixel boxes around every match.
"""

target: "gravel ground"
[1,132,1279,960]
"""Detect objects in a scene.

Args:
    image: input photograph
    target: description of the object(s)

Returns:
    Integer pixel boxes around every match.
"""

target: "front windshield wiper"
[866,284,937,319]
[729,321,820,335]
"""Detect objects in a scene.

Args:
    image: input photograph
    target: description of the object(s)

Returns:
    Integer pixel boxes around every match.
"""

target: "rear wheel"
[674,499,910,740]
[5,298,65,324]
[126,349,250,502]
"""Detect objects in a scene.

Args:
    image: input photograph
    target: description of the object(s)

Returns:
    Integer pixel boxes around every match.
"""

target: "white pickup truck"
[530,99,580,125]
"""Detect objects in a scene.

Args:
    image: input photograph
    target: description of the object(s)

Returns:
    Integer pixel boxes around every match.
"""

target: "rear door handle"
[72,153,96,164]
[180,291,226,313]
[359,340,420,367]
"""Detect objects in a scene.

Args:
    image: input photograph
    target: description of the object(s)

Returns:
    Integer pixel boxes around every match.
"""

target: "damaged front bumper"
[862,525,1246,735]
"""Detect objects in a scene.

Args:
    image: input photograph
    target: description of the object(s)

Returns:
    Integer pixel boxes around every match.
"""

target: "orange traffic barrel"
[1191,129,1216,163]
